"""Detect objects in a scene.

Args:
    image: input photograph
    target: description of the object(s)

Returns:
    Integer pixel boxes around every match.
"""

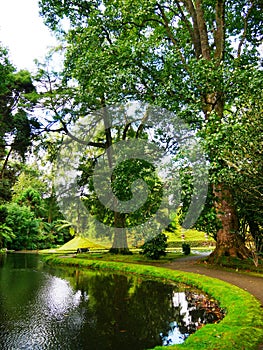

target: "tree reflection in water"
[0,254,225,350]
[59,268,225,349]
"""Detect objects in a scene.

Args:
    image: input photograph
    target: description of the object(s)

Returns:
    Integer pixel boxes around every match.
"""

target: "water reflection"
[0,254,224,350]
[40,275,88,319]
[162,291,223,345]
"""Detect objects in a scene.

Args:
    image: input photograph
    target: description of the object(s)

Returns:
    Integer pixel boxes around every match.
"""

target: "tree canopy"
[37,0,263,258]
[0,46,40,202]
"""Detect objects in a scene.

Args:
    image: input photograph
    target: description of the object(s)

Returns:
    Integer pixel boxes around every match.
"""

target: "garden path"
[157,255,263,305]
[155,255,263,349]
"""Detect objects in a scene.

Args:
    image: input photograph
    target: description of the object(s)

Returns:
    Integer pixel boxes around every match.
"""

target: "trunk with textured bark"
[188,2,251,261]
[109,230,130,254]
[248,219,263,255]
[208,184,251,262]
[109,213,131,254]
[0,147,12,180]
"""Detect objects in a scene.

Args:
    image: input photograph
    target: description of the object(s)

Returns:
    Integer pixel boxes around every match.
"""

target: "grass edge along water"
[42,255,263,350]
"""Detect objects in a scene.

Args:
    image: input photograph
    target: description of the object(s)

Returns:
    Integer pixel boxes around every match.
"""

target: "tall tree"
[212,67,263,255]
[36,83,167,253]
[38,0,263,259]
[0,46,39,201]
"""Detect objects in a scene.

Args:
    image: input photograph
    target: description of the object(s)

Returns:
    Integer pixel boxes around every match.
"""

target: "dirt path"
[156,256,263,306]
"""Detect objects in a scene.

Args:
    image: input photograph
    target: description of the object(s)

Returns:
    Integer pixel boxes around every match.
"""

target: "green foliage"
[192,188,222,240]
[167,240,215,249]
[5,203,40,250]
[0,64,36,153]
[0,47,71,250]
[0,164,72,250]
[140,233,168,260]
[81,157,163,231]
[0,202,72,250]
[0,204,7,223]
[0,224,15,248]
[0,45,39,202]
[15,187,43,216]
[38,221,69,248]
[200,65,263,250]
[0,163,22,203]
[12,168,48,199]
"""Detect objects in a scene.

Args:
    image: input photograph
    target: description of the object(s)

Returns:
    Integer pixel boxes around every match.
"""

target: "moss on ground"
[43,255,263,350]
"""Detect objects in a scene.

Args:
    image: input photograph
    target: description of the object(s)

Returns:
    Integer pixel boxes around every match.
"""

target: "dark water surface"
[0,253,224,349]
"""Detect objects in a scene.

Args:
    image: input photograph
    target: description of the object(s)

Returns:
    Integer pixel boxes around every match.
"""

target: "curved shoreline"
[43,256,263,350]
[155,256,263,306]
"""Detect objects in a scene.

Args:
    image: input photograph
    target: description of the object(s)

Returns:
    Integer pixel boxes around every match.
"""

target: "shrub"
[140,233,168,259]
[5,203,40,250]
[182,242,191,255]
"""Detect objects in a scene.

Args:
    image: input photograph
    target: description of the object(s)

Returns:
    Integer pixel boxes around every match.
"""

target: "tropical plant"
[4,203,40,250]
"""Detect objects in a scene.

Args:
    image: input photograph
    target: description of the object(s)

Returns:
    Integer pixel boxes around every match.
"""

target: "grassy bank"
[43,251,189,263]
[43,255,263,350]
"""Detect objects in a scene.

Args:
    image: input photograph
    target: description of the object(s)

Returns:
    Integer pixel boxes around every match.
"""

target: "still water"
[0,253,224,350]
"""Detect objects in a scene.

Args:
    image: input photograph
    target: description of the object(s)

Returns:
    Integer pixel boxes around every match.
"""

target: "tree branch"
[0,146,13,180]
[122,122,132,140]
[157,4,189,69]
[121,18,164,29]
[177,0,202,58]
[61,119,106,148]
[136,109,149,138]
[195,0,211,59]
[237,1,255,58]
[214,0,225,62]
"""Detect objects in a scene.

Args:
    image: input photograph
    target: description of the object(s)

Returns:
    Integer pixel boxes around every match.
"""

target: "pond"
[0,253,224,350]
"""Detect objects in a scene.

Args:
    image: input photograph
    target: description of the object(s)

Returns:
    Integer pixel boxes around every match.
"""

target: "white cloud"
[0,0,57,71]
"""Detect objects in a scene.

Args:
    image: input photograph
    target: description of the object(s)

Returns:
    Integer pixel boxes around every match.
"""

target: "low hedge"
[43,256,263,350]
[167,240,215,248]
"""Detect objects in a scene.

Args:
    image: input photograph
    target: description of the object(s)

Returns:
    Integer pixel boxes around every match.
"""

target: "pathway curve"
[156,255,263,305]
[156,256,263,350]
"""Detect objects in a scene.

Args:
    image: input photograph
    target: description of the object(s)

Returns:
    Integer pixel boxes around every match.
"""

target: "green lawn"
[166,228,213,241]
[41,228,215,255]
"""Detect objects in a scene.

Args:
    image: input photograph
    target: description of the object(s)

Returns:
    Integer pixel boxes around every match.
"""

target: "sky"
[0,0,57,71]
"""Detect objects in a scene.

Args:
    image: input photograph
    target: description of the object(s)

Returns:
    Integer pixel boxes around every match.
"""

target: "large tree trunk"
[208,184,251,262]
[0,147,12,180]
[102,103,130,254]
[109,212,131,254]
[173,1,252,262]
